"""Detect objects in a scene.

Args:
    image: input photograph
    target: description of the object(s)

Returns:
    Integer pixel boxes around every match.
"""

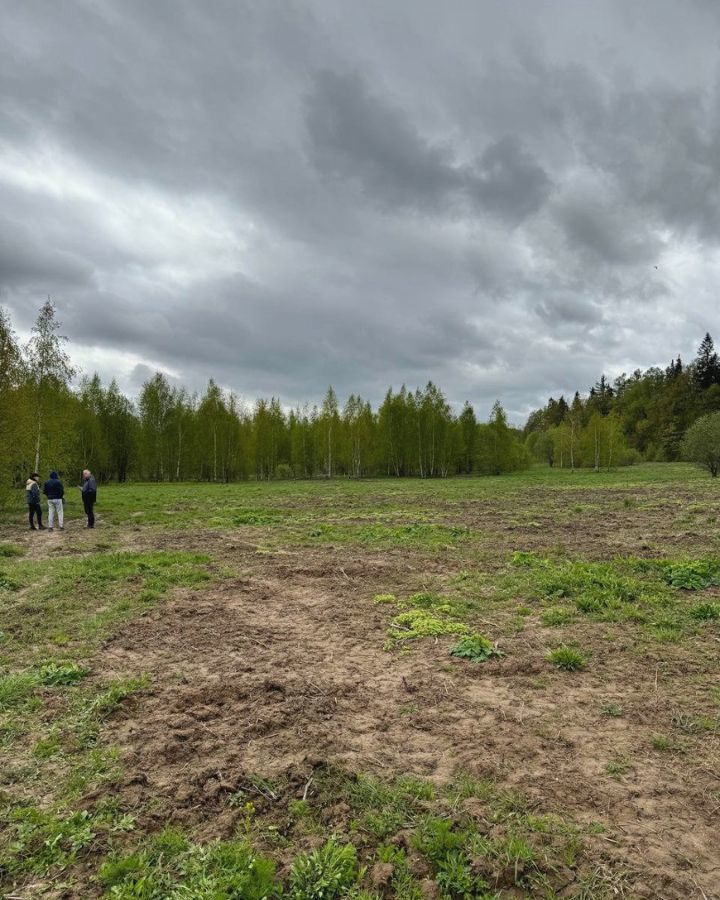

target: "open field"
[1,464,719,899]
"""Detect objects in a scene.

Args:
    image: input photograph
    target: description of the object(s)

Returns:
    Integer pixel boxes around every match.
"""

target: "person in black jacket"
[26,473,45,530]
[43,471,65,531]
[80,469,97,528]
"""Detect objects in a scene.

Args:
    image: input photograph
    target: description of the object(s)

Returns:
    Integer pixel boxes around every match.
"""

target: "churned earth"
[1,464,719,898]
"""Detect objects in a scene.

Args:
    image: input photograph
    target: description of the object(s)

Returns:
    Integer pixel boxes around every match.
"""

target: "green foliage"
[605,758,632,779]
[682,412,720,476]
[435,849,491,899]
[690,602,720,620]
[389,610,470,645]
[449,633,502,662]
[4,807,96,876]
[511,550,546,567]
[100,833,278,899]
[37,661,90,686]
[0,543,25,558]
[288,839,359,899]
[526,337,720,465]
[650,734,677,752]
[547,645,587,671]
[661,560,720,590]
[0,671,39,709]
[412,816,465,863]
[540,606,575,627]
[505,550,720,639]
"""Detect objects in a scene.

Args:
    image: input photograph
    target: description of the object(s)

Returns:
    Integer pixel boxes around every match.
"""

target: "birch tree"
[25,300,75,472]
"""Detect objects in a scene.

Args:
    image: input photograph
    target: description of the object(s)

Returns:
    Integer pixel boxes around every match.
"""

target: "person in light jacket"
[26,473,45,530]
[43,471,65,531]
[80,469,97,528]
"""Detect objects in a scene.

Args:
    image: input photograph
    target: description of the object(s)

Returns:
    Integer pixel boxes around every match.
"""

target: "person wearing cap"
[43,470,65,531]
[80,469,97,528]
[26,473,45,530]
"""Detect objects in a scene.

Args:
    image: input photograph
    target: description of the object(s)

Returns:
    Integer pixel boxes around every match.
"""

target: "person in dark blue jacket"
[80,469,97,528]
[43,471,65,531]
[26,473,45,530]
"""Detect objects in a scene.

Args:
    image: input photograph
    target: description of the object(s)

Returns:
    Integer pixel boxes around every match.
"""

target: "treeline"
[0,302,529,488]
[524,333,720,467]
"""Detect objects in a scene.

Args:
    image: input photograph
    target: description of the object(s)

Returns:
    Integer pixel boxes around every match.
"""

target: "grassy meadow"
[0,464,718,898]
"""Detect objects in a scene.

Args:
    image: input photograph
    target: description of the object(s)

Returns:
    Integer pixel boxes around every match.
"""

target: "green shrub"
[288,840,359,899]
[547,646,587,671]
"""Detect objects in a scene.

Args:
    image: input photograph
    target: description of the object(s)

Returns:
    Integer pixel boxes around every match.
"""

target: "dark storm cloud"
[0,219,94,290]
[305,71,551,221]
[1,0,719,420]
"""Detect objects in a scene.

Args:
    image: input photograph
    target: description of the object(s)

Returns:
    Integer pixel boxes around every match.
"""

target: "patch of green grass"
[288,839,360,899]
[449,633,502,662]
[0,549,180,842]
[511,550,548,567]
[605,758,632,780]
[547,645,587,671]
[411,815,466,862]
[100,829,279,899]
[0,671,39,709]
[2,551,211,669]
[600,703,623,717]
[650,734,679,752]
[373,593,396,604]
[231,508,283,525]
[540,605,575,627]
[3,807,97,878]
[690,601,720,620]
[507,549,720,641]
[303,522,472,550]
[0,542,26,557]
[647,625,683,643]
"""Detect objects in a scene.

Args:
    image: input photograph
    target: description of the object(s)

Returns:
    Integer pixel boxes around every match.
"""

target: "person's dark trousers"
[83,494,95,527]
[28,502,43,529]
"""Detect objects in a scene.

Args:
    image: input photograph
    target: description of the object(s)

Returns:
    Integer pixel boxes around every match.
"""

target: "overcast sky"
[2,1,720,421]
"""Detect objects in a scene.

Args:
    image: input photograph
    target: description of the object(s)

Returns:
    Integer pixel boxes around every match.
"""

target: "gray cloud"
[305,71,551,222]
[0,219,94,290]
[1,0,719,422]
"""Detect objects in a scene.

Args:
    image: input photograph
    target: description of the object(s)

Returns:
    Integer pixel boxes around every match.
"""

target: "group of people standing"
[25,469,97,531]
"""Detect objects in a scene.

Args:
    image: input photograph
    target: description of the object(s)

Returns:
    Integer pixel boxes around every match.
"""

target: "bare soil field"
[1,465,719,898]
